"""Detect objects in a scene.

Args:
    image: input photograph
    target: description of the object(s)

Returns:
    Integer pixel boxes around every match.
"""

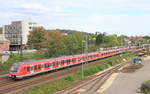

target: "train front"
[8,63,20,79]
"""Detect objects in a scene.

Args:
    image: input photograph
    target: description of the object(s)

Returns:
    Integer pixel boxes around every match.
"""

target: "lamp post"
[82,40,85,79]
[81,34,88,79]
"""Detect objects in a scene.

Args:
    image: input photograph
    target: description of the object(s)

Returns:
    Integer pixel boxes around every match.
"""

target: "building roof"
[128,36,145,40]
[0,34,9,42]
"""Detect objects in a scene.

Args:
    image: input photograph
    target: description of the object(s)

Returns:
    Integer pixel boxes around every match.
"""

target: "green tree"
[143,36,150,40]
[72,32,84,54]
[27,27,45,50]
[96,33,105,45]
[44,30,66,57]
[62,35,74,55]
[103,35,120,47]
[117,35,127,46]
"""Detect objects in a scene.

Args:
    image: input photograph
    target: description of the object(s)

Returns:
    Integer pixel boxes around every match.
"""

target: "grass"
[22,51,133,94]
[22,79,71,94]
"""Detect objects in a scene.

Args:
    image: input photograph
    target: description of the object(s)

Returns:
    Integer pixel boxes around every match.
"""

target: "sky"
[0,0,150,36]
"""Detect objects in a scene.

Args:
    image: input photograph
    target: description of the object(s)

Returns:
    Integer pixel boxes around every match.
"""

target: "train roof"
[15,51,99,65]
[13,48,122,65]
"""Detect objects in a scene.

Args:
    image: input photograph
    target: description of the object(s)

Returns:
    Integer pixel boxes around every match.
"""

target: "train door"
[30,65,34,74]
[64,59,67,66]
[41,64,45,71]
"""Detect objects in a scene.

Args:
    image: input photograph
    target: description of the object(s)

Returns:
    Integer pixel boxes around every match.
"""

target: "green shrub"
[65,75,75,81]
[141,81,150,93]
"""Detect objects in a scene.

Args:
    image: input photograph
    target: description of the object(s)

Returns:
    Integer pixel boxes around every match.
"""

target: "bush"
[141,81,150,93]
[65,75,75,81]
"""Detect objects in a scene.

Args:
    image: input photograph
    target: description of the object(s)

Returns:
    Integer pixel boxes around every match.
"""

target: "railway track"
[56,62,127,94]
[0,54,132,94]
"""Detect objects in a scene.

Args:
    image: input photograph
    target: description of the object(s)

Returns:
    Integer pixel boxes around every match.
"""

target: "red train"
[8,47,132,79]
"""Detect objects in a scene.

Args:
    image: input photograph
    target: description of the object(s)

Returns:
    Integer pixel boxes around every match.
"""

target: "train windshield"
[10,63,20,73]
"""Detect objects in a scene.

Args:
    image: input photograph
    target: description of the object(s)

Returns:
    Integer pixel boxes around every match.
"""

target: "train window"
[64,60,66,64]
[41,64,44,68]
[27,67,30,72]
[10,63,19,73]
[63,60,66,64]
[47,63,50,67]
[72,58,75,62]
[44,64,46,67]
[45,64,47,67]
[34,66,37,70]
[46,63,50,67]
[38,65,41,69]
[50,63,52,66]
[33,66,35,70]
[24,67,26,70]
[63,60,65,64]
[61,60,64,64]
[83,57,85,59]
[78,57,80,60]
[83,57,85,60]
[66,59,70,64]
[47,64,49,67]
[30,66,34,71]
[53,62,55,66]
[56,61,59,65]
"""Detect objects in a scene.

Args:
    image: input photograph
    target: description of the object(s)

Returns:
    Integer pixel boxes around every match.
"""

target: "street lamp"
[81,34,88,79]
[82,40,85,79]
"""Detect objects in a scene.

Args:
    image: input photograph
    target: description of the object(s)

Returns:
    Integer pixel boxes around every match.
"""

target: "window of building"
[29,27,32,29]
[29,22,32,25]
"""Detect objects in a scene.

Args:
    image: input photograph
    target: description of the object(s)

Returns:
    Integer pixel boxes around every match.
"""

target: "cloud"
[1,0,150,36]
[21,3,48,10]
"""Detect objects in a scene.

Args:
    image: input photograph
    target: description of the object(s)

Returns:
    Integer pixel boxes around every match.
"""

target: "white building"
[3,20,37,50]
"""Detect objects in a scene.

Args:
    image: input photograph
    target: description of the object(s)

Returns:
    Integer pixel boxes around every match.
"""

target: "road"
[102,56,150,94]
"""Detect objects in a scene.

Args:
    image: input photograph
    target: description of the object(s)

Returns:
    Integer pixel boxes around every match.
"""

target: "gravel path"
[102,56,150,94]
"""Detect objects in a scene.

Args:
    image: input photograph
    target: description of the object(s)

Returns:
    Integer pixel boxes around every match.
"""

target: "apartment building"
[3,20,37,50]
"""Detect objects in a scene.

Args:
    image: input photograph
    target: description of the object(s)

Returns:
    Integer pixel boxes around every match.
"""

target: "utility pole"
[85,34,88,65]
[82,39,84,79]
[81,33,88,79]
